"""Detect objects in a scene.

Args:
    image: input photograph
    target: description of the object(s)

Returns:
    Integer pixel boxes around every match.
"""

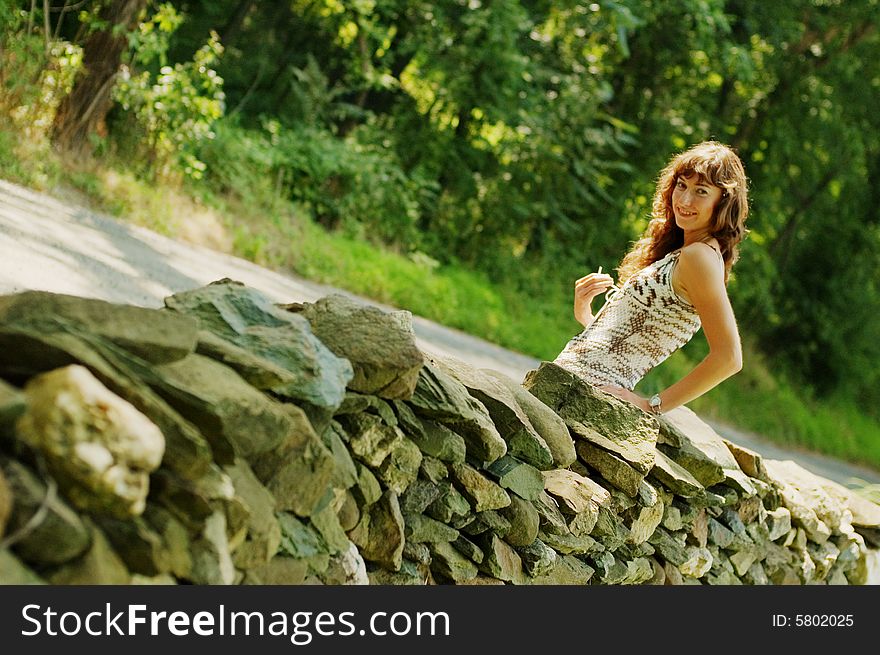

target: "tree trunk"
[51,0,148,155]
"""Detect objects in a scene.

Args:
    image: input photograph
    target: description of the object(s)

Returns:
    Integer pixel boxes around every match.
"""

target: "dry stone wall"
[0,280,878,586]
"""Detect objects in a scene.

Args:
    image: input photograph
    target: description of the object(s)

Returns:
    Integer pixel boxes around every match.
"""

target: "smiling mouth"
[677,208,697,216]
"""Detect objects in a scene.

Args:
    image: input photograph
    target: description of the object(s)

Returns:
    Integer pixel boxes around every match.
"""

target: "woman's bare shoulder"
[677,242,725,282]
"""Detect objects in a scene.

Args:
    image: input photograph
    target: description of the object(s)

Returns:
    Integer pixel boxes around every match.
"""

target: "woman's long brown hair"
[617,141,750,285]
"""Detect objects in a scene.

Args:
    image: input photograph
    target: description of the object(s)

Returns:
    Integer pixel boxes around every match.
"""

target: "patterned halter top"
[554,245,719,390]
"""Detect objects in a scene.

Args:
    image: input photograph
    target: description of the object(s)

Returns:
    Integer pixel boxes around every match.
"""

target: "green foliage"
[113,4,225,179]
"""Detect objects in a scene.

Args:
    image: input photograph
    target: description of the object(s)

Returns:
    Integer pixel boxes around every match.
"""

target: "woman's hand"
[574,270,615,327]
[598,385,650,413]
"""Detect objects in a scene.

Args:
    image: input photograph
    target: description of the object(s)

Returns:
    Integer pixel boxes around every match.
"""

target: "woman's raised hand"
[574,267,615,328]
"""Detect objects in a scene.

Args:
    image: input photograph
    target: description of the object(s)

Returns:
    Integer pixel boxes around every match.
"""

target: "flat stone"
[522,362,658,474]
[420,456,449,484]
[319,421,359,490]
[224,459,281,570]
[476,533,525,583]
[409,362,506,464]
[539,530,602,556]
[542,468,611,516]
[405,417,466,464]
[461,510,510,537]
[480,368,577,467]
[353,463,383,508]
[243,555,309,585]
[2,458,91,567]
[0,379,26,435]
[0,291,197,363]
[723,439,767,479]
[500,495,540,547]
[310,500,351,556]
[657,406,742,487]
[165,280,353,421]
[277,512,329,561]
[650,449,705,498]
[347,490,405,571]
[377,437,423,495]
[592,506,631,551]
[96,515,171,576]
[429,541,478,582]
[648,526,688,566]
[153,354,296,464]
[486,455,545,501]
[451,535,484,564]
[404,513,460,543]
[528,554,594,585]
[400,479,443,514]
[289,295,424,399]
[450,463,511,512]
[627,501,665,545]
[679,546,713,578]
[319,541,369,585]
[251,405,336,518]
[142,505,192,579]
[532,490,572,536]
[577,441,645,497]
[335,412,403,469]
[432,355,552,468]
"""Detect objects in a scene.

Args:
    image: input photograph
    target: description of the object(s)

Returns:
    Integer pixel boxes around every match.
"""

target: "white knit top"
[554,249,707,390]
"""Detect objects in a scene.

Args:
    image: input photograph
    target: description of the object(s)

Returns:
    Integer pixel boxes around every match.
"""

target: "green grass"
[3,122,880,473]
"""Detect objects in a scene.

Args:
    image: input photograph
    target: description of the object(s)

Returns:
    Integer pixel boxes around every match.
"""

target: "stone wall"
[0,281,877,585]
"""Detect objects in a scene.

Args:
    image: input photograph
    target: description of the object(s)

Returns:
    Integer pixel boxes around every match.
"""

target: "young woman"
[553,141,750,416]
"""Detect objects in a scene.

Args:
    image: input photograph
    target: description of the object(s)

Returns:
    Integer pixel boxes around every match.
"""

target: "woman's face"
[671,174,723,234]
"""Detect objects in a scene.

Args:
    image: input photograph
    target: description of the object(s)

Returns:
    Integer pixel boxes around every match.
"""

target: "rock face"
[0,284,877,586]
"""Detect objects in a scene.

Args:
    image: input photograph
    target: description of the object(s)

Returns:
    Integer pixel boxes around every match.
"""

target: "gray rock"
[290,295,424,399]
[404,513,460,543]
[348,490,405,571]
[143,505,192,579]
[429,541,479,582]
[425,482,471,524]
[576,441,645,497]
[319,421,359,491]
[419,456,449,484]
[0,379,26,436]
[377,437,423,495]
[224,459,282,570]
[352,463,383,508]
[542,468,611,525]
[2,458,91,567]
[310,499,351,556]
[486,456,544,501]
[461,510,511,537]
[450,463,511,512]
[0,291,197,363]
[451,534,484,564]
[475,533,525,583]
[657,406,742,487]
[648,527,688,566]
[522,363,658,474]
[243,555,309,585]
[481,368,577,467]
[153,354,297,464]
[532,490,572,536]
[528,554,594,585]
[96,515,172,576]
[500,495,540,547]
[337,413,403,468]
[400,479,443,515]
[650,449,705,498]
[761,460,842,544]
[518,538,557,577]
[251,405,336,518]
[47,521,131,584]
[407,418,466,464]
[431,355,552,469]
[409,362,506,464]
[320,541,369,585]
[679,546,713,578]
[723,439,767,479]
[627,501,665,546]
[164,281,352,422]
[539,530,602,556]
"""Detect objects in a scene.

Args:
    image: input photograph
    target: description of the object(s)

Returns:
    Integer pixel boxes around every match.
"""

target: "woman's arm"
[601,243,742,413]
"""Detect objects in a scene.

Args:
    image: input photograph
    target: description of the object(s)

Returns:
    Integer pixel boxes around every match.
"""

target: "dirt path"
[2,178,878,489]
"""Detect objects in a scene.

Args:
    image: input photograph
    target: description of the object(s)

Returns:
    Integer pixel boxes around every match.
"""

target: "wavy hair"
[617,141,750,285]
